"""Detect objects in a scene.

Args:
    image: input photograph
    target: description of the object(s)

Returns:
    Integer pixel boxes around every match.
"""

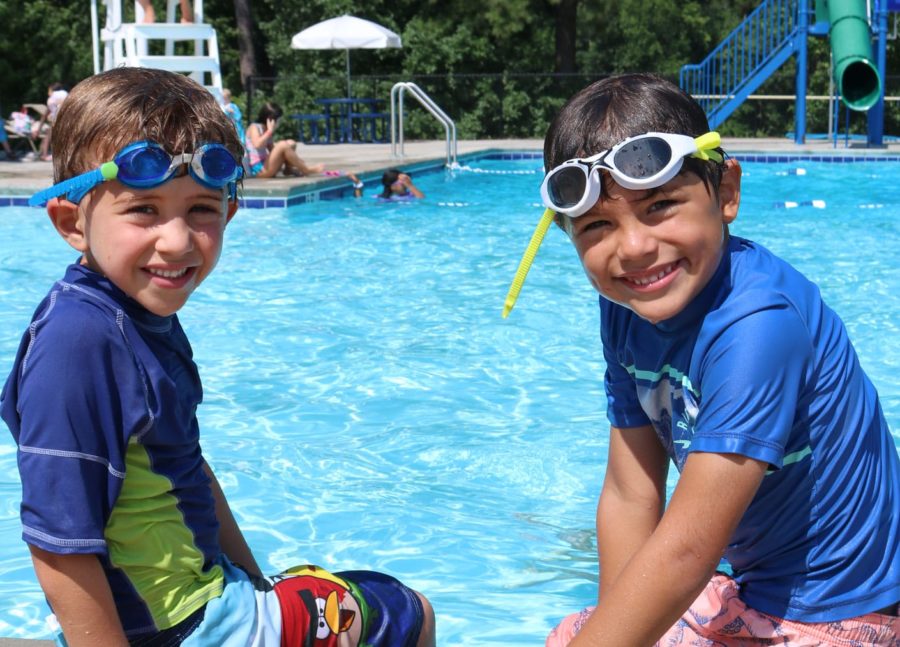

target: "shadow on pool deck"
[0,639,54,646]
[1,137,898,203]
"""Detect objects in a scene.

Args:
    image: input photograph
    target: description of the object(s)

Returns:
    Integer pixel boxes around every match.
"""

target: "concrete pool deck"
[1,136,899,208]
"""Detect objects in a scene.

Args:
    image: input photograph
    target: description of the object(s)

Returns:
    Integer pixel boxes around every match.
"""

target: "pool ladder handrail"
[390,82,458,168]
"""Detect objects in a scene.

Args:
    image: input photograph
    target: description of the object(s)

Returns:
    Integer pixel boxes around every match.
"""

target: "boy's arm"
[596,425,668,601]
[571,451,767,647]
[202,460,263,578]
[29,546,129,647]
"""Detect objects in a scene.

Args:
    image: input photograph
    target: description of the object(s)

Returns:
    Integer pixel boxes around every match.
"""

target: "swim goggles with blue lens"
[28,141,243,207]
[502,131,724,318]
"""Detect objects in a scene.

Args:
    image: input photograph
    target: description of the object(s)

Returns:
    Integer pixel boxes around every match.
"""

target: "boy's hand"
[29,546,129,646]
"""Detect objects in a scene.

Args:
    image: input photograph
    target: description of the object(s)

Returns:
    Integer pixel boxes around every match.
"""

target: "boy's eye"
[577,218,611,235]
[188,203,226,223]
[648,199,676,213]
[127,204,157,216]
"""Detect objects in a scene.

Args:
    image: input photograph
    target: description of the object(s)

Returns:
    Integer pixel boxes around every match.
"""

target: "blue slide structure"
[680,0,896,146]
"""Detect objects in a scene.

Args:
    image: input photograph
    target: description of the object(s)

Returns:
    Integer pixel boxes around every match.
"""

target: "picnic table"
[290,98,388,144]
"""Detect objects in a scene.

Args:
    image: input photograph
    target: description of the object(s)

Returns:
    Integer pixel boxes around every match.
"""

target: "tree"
[233,0,258,90]
[0,0,93,112]
[553,0,577,74]
[0,0,894,138]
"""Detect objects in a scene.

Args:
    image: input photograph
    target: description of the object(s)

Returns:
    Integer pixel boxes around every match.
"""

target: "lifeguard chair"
[90,0,224,101]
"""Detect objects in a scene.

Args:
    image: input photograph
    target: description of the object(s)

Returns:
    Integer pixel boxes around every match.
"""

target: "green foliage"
[0,0,94,112]
[0,0,897,139]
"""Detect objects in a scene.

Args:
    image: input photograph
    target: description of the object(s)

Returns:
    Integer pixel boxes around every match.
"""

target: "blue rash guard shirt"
[1,263,225,636]
[600,235,900,622]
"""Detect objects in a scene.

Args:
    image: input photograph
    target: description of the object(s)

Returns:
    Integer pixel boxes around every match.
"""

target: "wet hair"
[51,67,243,184]
[543,73,725,225]
[256,101,283,123]
[380,168,402,199]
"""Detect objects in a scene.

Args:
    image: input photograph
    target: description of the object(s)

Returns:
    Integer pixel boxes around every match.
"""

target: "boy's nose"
[156,216,194,254]
[616,220,658,261]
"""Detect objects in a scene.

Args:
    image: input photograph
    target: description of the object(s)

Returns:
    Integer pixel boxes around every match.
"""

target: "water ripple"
[0,160,897,644]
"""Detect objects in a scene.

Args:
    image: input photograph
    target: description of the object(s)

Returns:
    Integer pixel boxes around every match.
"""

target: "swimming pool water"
[0,158,898,644]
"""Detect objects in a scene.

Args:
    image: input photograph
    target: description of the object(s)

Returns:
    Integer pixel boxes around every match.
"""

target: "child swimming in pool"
[0,67,435,647]
[378,168,424,200]
[503,73,899,646]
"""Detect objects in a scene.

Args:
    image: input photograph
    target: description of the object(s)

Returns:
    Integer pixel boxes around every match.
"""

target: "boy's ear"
[718,158,741,225]
[47,198,88,252]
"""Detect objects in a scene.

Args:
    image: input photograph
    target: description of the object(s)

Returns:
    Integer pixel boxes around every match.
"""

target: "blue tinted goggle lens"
[197,146,239,185]
[116,145,174,186]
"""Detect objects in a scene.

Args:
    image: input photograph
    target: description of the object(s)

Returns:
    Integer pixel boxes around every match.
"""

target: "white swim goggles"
[540,131,723,218]
[502,131,723,318]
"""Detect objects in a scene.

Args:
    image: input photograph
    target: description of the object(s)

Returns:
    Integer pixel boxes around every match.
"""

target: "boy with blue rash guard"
[0,67,435,647]
[502,73,898,645]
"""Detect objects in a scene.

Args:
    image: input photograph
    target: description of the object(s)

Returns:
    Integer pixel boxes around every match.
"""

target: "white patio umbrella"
[290,15,402,97]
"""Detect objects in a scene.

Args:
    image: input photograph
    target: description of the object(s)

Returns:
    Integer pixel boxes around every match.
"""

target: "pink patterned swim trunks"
[546,574,899,646]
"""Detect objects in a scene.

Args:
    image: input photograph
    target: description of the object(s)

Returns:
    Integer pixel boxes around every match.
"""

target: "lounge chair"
[3,104,49,156]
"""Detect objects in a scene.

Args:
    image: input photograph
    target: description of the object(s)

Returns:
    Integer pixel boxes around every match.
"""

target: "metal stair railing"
[390,82,458,168]
[680,0,802,128]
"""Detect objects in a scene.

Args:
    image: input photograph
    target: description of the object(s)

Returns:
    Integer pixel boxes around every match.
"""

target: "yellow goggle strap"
[502,208,555,318]
[692,131,723,163]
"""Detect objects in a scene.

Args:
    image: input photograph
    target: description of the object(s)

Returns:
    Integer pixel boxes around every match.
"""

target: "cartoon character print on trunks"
[271,565,373,646]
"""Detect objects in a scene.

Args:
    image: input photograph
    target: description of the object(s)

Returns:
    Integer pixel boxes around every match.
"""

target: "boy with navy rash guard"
[501,74,899,646]
[1,67,435,647]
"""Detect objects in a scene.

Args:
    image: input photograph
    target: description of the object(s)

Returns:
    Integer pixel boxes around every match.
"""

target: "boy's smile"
[568,161,740,324]
[51,175,237,317]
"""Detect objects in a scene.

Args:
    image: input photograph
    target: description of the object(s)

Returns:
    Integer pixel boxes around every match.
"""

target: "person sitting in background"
[378,169,424,200]
[245,101,325,178]
[221,88,245,143]
[136,0,193,23]
[31,83,67,161]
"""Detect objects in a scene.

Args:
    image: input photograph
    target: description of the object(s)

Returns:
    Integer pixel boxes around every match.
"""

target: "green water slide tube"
[817,0,882,110]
